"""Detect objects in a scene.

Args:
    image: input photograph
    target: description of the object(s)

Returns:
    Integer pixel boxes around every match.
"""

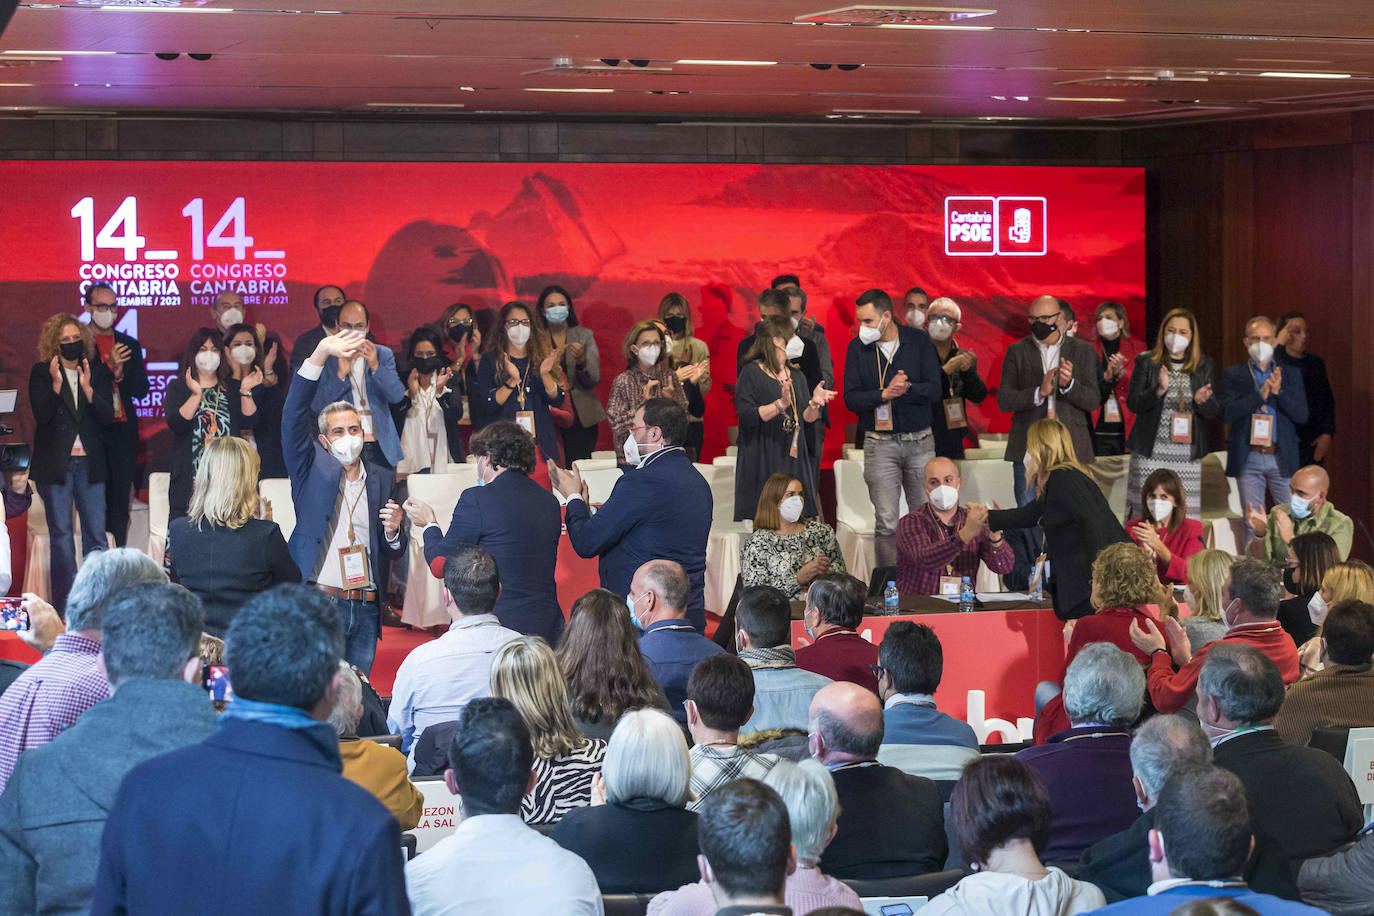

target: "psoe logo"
[944,195,1048,256]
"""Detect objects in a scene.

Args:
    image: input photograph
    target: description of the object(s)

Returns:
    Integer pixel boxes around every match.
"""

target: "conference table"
[789,593,1067,742]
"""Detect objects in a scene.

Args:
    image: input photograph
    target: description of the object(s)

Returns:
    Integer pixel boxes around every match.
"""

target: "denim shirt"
[740,665,834,734]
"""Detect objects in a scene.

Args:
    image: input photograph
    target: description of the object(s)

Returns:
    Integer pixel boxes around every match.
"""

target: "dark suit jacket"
[550,798,700,894]
[1077,806,1299,903]
[96,329,149,425]
[28,361,115,486]
[1016,725,1140,864]
[996,335,1101,464]
[282,367,407,594]
[166,516,302,636]
[1124,352,1220,460]
[565,447,712,631]
[289,325,329,379]
[422,470,563,643]
[820,762,947,879]
[1213,729,1363,864]
[1217,361,1309,479]
[986,468,1130,619]
[89,719,407,916]
[842,325,943,438]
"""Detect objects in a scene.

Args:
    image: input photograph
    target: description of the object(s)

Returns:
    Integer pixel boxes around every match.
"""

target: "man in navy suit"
[1218,315,1308,517]
[307,300,407,470]
[283,333,407,675]
[550,397,713,632]
[405,420,564,643]
[90,584,408,916]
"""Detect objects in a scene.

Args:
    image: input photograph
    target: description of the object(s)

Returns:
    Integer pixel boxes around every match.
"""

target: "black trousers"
[560,421,600,466]
[99,419,140,547]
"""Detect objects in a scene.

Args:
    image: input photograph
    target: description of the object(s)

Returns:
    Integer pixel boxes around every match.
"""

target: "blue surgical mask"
[544,305,569,325]
[1289,494,1313,519]
[627,594,645,632]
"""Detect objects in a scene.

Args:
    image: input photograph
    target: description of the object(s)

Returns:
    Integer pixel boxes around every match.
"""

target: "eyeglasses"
[1029,314,1059,324]
[505,318,532,328]
[928,315,957,326]
[869,664,885,679]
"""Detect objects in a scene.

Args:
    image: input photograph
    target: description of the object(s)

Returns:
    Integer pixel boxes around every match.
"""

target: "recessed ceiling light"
[797,6,995,25]
[834,108,922,114]
[2,50,118,55]
[459,86,475,92]
[366,102,465,108]
[99,5,235,11]
[0,83,34,87]
[524,87,615,93]
[877,23,993,30]
[1046,96,1127,103]
[1259,71,1352,79]
[676,59,778,66]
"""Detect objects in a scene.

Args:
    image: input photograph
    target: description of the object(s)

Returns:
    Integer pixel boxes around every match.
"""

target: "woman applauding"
[741,473,846,600]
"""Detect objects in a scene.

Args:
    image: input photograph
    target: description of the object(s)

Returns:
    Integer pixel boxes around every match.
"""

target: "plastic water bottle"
[958,576,975,613]
[883,581,900,615]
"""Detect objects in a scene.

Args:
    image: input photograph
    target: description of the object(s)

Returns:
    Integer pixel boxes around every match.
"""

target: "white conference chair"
[1088,453,1131,520]
[581,466,623,505]
[1201,451,1246,554]
[257,478,295,542]
[833,458,878,585]
[590,450,617,461]
[696,461,748,614]
[402,471,478,628]
[1342,726,1374,823]
[572,457,618,475]
[146,472,170,567]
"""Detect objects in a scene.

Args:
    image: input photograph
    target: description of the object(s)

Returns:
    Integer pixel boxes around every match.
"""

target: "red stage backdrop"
[0,163,1144,474]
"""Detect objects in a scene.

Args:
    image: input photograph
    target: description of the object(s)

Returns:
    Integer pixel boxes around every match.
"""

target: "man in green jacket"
[1246,464,1353,563]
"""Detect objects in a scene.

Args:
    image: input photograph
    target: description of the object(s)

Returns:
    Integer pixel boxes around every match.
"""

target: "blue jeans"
[863,430,935,568]
[1238,452,1291,519]
[1012,458,1028,506]
[326,594,380,676]
[37,456,106,615]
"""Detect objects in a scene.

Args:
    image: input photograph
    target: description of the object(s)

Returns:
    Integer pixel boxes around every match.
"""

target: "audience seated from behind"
[551,708,699,895]
[922,755,1106,916]
[873,621,979,783]
[895,456,1014,597]
[1017,643,1143,864]
[164,436,301,638]
[1087,766,1327,914]
[555,587,669,741]
[693,778,796,916]
[649,759,862,916]
[1125,468,1205,587]
[794,573,880,695]
[1130,558,1299,713]
[1274,531,1337,648]
[686,654,781,811]
[1295,559,1374,678]
[1183,550,1235,650]
[0,548,166,792]
[811,681,947,879]
[329,661,424,831]
[733,585,832,740]
[389,545,519,767]
[1198,643,1363,867]
[633,558,725,724]
[490,636,606,826]
[1245,465,1352,565]
[89,584,408,915]
[0,583,216,916]
[404,697,601,916]
[1297,818,1374,915]
[740,472,847,601]
[1272,598,1374,747]
[1077,714,1297,904]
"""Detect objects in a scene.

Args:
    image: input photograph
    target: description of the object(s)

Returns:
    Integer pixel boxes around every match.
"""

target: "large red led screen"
[0,162,1144,468]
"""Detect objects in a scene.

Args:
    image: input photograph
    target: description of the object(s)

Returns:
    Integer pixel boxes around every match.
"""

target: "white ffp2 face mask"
[1308,591,1330,627]
[1148,499,1174,523]
[329,433,364,465]
[195,350,221,374]
[1165,333,1190,356]
[1097,317,1120,339]
[1249,341,1274,365]
[780,494,804,523]
[90,309,116,330]
[218,308,244,330]
[636,345,661,367]
[906,309,925,329]
[623,433,642,467]
[230,345,256,367]
[928,485,959,512]
[785,336,805,360]
[858,325,882,345]
[506,324,531,348]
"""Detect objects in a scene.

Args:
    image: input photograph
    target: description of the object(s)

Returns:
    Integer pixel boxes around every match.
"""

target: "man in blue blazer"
[284,333,407,675]
[90,585,408,916]
[550,397,713,632]
[308,300,408,469]
[1218,316,1308,516]
[405,420,565,643]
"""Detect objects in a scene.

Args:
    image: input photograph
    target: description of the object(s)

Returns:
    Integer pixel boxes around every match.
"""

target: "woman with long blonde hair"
[491,635,607,826]
[1298,559,1374,676]
[165,436,300,635]
[985,418,1131,620]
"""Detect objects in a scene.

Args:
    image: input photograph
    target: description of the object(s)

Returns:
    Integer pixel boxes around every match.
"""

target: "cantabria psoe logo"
[944,196,1047,256]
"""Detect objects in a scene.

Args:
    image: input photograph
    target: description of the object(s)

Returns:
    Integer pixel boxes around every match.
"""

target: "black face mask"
[1283,567,1302,596]
[1030,320,1058,342]
[319,305,343,329]
[411,355,444,374]
[59,341,84,363]
[448,322,472,343]
[664,315,688,335]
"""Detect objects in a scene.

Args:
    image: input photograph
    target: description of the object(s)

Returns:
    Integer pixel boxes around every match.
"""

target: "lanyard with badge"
[776,367,803,458]
[513,357,535,437]
[1169,367,1194,444]
[875,345,895,431]
[350,365,376,442]
[1248,362,1275,447]
[338,480,370,589]
[942,350,968,430]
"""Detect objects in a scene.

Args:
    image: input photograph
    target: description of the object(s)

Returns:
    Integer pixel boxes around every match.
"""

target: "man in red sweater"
[795,573,880,694]
[1130,557,1298,713]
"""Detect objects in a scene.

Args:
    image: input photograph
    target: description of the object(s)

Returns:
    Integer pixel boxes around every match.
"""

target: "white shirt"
[1031,336,1072,409]
[878,338,899,362]
[314,463,372,590]
[63,365,85,455]
[387,614,521,756]
[349,358,375,440]
[405,813,603,916]
[399,383,449,474]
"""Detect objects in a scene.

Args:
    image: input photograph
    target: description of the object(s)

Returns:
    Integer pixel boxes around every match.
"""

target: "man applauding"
[896,457,1014,596]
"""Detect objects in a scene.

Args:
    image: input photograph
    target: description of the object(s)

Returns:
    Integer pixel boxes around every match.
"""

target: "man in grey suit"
[0,583,216,916]
[997,294,1101,503]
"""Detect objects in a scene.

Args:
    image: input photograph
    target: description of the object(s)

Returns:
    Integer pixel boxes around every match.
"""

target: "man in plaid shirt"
[895,457,1015,596]
[0,548,166,792]
[685,654,779,812]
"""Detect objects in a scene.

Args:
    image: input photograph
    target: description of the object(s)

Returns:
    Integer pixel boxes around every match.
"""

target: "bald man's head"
[924,457,963,504]
[1028,295,1064,344]
[808,681,884,763]
[1290,465,1331,514]
[337,301,369,333]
